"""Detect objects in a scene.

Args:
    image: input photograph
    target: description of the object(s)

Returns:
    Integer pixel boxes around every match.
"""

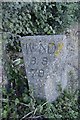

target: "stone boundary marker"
[21,35,67,102]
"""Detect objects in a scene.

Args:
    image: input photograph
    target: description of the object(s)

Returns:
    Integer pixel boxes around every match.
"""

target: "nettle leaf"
[15,98,20,105]
[3,110,8,118]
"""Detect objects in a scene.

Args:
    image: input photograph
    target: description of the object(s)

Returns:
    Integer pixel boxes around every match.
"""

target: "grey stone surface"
[21,35,67,102]
[66,35,78,93]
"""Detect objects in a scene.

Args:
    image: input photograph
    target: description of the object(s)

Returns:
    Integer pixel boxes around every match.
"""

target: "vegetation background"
[1,2,79,120]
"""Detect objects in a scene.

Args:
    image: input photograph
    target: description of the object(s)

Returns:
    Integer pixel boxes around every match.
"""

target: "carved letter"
[30,57,36,65]
[39,42,46,54]
[38,69,44,77]
[26,43,35,54]
[30,69,37,78]
[48,42,56,54]
[42,57,48,65]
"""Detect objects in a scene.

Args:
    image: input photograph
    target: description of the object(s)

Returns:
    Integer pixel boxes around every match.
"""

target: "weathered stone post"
[21,35,67,102]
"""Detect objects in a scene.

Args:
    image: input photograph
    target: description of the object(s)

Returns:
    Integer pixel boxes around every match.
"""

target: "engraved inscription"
[25,42,57,55]
[29,57,48,78]
[30,68,44,78]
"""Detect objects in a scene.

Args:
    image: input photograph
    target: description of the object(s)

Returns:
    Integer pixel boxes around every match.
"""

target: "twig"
[20,111,33,120]
[19,102,30,107]
[41,101,48,107]
[33,107,38,116]
[1,98,30,107]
